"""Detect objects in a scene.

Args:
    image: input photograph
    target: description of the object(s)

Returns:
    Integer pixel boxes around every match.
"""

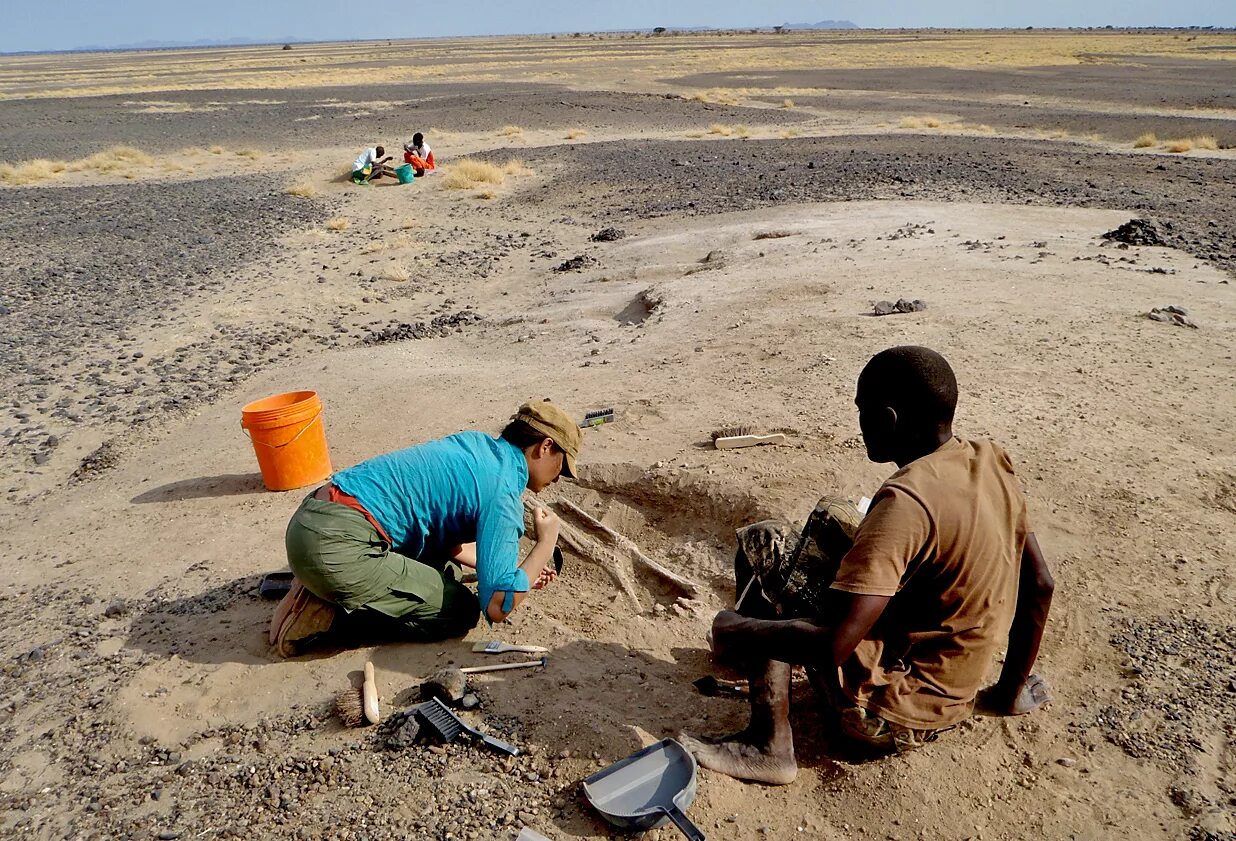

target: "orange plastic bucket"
[240,390,332,491]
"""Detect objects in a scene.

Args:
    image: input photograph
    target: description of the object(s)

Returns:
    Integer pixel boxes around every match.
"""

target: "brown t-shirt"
[832,438,1028,729]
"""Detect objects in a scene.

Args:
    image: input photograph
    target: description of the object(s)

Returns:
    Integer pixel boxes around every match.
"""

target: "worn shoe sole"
[269,580,337,658]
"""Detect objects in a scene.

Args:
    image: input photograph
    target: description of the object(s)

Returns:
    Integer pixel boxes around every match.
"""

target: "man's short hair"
[858,346,958,427]
[375,145,385,156]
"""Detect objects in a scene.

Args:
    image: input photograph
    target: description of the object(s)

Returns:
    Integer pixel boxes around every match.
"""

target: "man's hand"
[531,506,560,544]
[976,673,1052,716]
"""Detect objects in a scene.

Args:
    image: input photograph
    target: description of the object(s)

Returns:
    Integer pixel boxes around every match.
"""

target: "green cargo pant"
[284,494,480,641]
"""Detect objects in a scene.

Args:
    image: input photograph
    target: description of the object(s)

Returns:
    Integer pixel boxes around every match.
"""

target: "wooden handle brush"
[334,661,381,728]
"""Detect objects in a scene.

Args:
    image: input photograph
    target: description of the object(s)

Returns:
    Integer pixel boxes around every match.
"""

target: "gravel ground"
[0,579,574,841]
[0,84,807,160]
[0,177,328,479]
[673,56,1236,111]
[498,134,1236,277]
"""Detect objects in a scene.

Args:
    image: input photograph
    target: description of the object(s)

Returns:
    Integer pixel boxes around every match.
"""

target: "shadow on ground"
[131,472,266,503]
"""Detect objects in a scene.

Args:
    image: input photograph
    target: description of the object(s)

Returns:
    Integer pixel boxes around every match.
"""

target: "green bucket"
[395,164,415,184]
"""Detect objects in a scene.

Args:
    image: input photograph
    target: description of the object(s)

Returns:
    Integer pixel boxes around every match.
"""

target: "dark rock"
[590,227,626,242]
[1101,218,1167,247]
[554,254,597,272]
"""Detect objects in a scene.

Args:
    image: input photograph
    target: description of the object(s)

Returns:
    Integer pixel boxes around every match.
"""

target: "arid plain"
[1,29,1234,841]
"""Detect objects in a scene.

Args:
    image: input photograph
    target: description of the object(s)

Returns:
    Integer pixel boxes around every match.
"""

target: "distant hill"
[779,20,859,30]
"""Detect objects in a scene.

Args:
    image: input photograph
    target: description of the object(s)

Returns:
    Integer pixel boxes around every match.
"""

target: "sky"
[2,0,1232,54]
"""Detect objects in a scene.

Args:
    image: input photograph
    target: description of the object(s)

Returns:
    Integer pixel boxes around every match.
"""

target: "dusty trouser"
[282,494,480,646]
[734,496,947,753]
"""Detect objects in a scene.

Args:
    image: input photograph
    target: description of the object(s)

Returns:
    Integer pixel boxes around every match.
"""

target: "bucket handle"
[241,409,323,449]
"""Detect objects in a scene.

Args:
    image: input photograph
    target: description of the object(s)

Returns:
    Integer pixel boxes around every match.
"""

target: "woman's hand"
[532,506,560,544]
[530,566,557,590]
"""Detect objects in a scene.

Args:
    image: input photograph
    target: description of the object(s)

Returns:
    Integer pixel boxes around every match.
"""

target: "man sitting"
[403,132,435,176]
[351,145,397,184]
[681,346,1054,783]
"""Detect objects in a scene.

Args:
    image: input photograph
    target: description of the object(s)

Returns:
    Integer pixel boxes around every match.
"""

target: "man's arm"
[710,591,891,670]
[979,532,1054,715]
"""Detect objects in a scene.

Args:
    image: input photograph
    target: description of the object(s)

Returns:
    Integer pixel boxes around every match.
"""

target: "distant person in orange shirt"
[403,132,435,176]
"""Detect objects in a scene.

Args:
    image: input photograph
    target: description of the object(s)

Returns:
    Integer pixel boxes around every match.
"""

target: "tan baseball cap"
[513,399,582,478]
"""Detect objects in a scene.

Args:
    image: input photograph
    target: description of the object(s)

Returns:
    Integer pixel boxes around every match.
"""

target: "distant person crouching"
[351,145,397,184]
[403,133,435,176]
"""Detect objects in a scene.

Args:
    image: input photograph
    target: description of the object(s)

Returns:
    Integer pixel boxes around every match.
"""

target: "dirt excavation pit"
[539,462,781,617]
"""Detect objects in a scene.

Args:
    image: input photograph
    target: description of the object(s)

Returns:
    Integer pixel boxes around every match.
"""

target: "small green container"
[395,164,415,184]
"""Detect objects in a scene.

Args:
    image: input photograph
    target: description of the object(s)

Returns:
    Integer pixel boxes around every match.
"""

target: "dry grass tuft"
[0,159,67,185]
[754,230,795,240]
[733,125,751,138]
[565,129,588,140]
[325,217,350,231]
[781,128,801,139]
[900,116,945,129]
[74,146,152,174]
[235,149,262,158]
[475,189,498,200]
[502,159,533,176]
[707,123,733,136]
[443,159,506,189]
[498,125,523,137]
[285,182,320,198]
[1,145,153,185]
[1133,132,1158,148]
[1164,138,1194,153]
[684,131,705,139]
[360,241,387,255]
[782,98,795,109]
[1193,135,1219,150]
[691,88,741,106]
[382,266,410,282]
[209,145,225,155]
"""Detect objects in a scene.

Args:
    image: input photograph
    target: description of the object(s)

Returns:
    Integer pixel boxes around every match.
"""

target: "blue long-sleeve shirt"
[332,431,530,613]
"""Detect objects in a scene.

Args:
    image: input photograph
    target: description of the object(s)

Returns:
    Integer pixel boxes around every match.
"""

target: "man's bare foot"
[976,674,1052,716]
[678,732,797,785]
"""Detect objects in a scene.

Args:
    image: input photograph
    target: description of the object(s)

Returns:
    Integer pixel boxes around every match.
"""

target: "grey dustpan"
[582,738,705,840]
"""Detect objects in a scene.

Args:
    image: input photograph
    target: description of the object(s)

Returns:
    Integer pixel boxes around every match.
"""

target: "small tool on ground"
[258,570,294,600]
[710,426,787,450]
[472,641,550,654]
[335,661,381,727]
[692,675,749,698]
[583,738,706,840]
[579,408,615,428]
[421,656,549,704]
[414,697,521,755]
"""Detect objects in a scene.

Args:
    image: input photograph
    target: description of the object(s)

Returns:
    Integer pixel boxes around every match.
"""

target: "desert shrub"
[565,129,588,139]
[285,182,320,198]
[707,123,733,136]
[1133,132,1158,148]
[782,98,795,109]
[325,217,350,231]
[733,125,751,138]
[442,159,506,189]
[498,125,523,137]
[1164,138,1194,153]
[1193,135,1219,150]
